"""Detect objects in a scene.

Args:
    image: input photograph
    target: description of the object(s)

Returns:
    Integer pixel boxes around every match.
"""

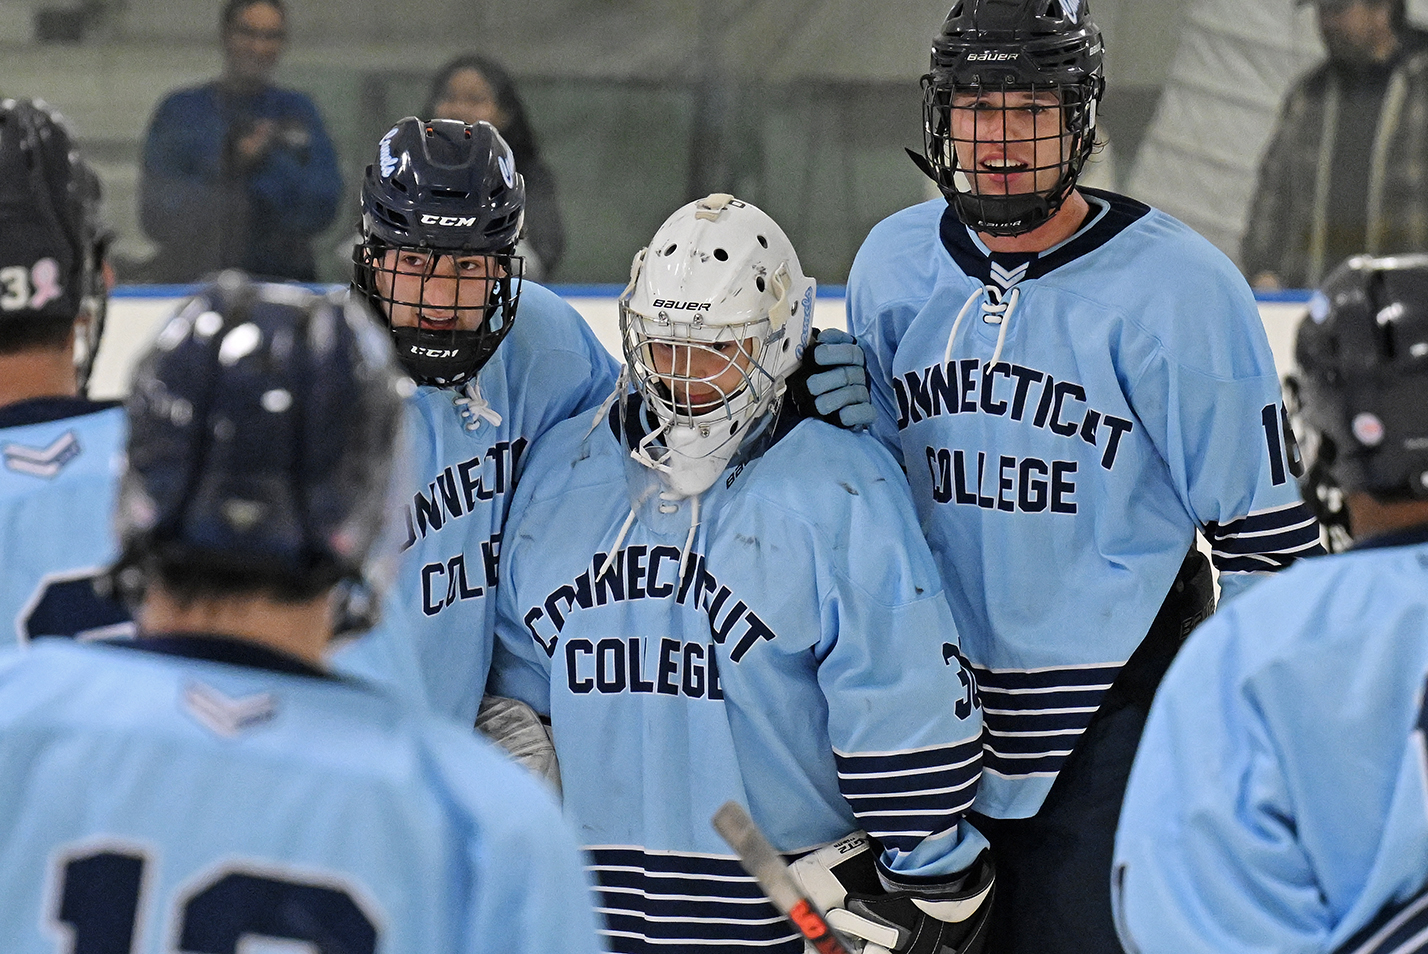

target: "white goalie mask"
[620,194,815,498]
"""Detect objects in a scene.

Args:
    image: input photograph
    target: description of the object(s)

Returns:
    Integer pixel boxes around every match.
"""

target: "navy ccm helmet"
[917,0,1105,235]
[1293,255,1428,521]
[114,273,413,602]
[0,98,110,392]
[354,117,526,387]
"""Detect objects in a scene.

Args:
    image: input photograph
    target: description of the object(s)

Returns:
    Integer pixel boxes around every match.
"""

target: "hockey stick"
[711,801,855,954]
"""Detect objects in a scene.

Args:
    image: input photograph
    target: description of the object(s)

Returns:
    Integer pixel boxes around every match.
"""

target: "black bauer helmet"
[113,272,413,603]
[353,117,526,388]
[0,98,111,393]
[916,0,1105,236]
[1292,255,1428,526]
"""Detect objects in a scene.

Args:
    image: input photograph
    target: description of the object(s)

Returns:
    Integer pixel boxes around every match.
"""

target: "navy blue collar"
[114,633,335,681]
[1349,523,1428,553]
[938,187,1152,284]
[0,396,120,430]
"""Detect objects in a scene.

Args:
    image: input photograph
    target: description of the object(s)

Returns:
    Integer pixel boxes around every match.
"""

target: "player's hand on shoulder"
[789,831,994,954]
[787,328,876,431]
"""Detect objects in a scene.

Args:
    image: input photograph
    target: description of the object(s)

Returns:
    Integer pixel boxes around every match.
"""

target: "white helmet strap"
[695,193,737,220]
[767,263,791,331]
[621,246,648,301]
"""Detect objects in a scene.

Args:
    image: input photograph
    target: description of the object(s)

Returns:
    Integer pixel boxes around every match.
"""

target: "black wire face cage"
[620,305,774,431]
[354,242,523,388]
[923,76,1099,236]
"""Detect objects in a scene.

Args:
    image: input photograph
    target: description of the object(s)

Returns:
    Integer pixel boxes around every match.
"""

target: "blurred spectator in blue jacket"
[138,0,342,282]
[424,54,567,281]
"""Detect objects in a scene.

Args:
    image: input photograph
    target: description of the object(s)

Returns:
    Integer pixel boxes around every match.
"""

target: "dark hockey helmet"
[1293,254,1428,513]
[918,0,1105,235]
[354,117,526,388]
[0,99,111,392]
[114,272,413,603]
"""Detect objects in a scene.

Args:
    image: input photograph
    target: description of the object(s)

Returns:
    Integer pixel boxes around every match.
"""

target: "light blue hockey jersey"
[0,635,602,954]
[490,400,988,954]
[849,191,1324,818]
[1113,525,1428,954]
[336,282,619,723]
[0,397,130,644]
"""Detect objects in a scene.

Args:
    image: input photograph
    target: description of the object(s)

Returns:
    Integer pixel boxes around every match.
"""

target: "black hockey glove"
[785,328,875,430]
[789,831,994,954]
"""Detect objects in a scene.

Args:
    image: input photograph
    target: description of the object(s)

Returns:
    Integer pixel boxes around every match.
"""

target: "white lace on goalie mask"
[619,193,815,500]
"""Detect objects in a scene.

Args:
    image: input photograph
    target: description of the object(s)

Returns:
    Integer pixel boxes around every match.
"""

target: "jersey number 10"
[54,848,377,953]
[1261,402,1305,486]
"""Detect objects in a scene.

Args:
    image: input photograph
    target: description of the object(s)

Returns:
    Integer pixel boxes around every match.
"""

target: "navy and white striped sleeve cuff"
[1206,501,1325,574]
[834,739,982,854]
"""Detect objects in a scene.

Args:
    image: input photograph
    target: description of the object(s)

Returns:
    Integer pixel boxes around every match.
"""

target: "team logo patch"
[378,128,399,178]
[1352,412,1385,447]
[498,152,516,189]
[419,214,478,228]
[3,431,80,478]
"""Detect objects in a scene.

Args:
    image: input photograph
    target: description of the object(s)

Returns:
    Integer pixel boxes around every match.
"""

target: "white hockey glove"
[789,832,994,954]
[475,694,562,797]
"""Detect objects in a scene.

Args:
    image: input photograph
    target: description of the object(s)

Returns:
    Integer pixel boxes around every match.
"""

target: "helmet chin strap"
[951,188,1057,237]
[630,418,732,499]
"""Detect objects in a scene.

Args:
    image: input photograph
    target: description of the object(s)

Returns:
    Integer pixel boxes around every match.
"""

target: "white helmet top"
[619,193,815,498]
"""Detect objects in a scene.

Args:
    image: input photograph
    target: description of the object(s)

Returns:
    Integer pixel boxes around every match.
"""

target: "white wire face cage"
[621,306,775,449]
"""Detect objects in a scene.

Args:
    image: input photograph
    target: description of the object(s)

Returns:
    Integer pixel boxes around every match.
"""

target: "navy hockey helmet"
[1293,254,1428,513]
[918,0,1105,236]
[0,98,110,391]
[354,117,526,388]
[114,272,413,602]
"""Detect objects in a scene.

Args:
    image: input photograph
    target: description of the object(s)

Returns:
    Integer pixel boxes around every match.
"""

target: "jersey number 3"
[53,848,377,953]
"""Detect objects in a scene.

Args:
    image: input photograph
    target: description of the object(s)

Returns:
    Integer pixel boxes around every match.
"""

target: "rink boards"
[88,285,1312,401]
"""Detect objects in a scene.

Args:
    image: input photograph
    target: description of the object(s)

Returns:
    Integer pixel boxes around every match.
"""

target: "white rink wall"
[87,286,1313,401]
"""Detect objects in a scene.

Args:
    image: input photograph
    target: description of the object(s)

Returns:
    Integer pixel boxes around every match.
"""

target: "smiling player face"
[950,88,1071,198]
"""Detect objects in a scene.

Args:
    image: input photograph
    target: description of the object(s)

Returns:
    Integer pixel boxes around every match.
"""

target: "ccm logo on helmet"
[411,346,460,358]
[420,214,479,227]
[653,299,711,311]
[967,51,1018,62]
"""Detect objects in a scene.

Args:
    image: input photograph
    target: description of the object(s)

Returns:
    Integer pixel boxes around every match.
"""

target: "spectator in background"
[138,0,342,282]
[1241,0,1428,290]
[424,55,567,281]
